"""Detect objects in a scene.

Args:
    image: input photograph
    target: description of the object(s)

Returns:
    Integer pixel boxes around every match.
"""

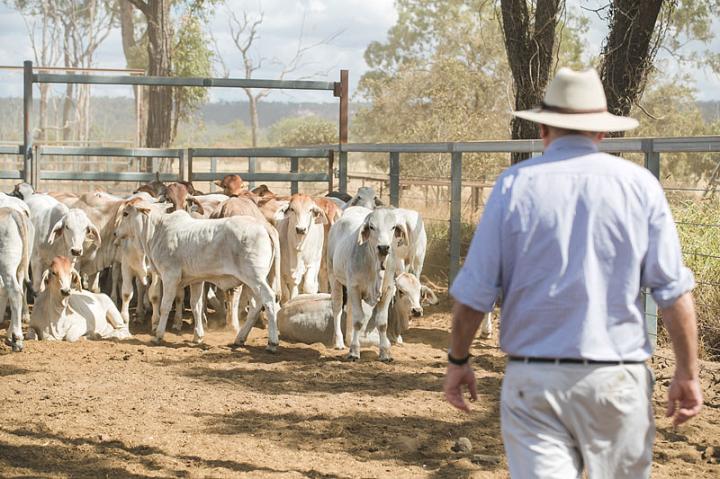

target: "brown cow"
[214,174,246,196]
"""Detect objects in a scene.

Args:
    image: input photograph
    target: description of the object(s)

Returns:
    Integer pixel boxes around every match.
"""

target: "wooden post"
[327,150,335,193]
[290,156,299,195]
[389,151,400,206]
[642,138,659,350]
[23,60,33,185]
[449,152,462,282]
[248,156,256,189]
[334,70,349,193]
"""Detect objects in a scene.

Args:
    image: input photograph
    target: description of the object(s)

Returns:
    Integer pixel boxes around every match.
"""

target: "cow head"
[348,186,383,209]
[252,184,275,198]
[214,174,246,196]
[357,208,407,270]
[39,256,83,299]
[115,198,152,242]
[281,194,327,238]
[47,209,101,260]
[11,182,35,200]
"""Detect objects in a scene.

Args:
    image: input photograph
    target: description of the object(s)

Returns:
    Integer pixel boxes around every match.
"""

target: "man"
[443,67,703,478]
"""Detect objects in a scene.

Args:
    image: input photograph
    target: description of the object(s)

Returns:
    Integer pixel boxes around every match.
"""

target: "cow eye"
[398,290,405,297]
[123,211,129,217]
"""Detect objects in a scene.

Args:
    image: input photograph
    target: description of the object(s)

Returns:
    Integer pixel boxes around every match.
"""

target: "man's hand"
[444,363,478,412]
[666,373,703,426]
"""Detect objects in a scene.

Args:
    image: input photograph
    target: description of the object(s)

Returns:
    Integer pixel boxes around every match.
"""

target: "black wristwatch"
[448,352,471,366]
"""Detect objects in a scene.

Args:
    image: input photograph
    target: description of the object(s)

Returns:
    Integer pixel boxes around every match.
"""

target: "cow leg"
[206,285,224,315]
[89,272,101,293]
[0,292,7,325]
[480,311,493,339]
[31,256,43,293]
[8,287,23,352]
[120,262,134,324]
[373,287,396,362]
[234,287,263,346]
[149,274,161,331]
[318,255,329,293]
[302,263,320,295]
[171,289,184,333]
[154,273,179,343]
[136,277,147,321]
[111,263,121,304]
[347,290,366,361]
[330,279,345,350]
[224,287,241,332]
[254,281,279,352]
[189,282,205,344]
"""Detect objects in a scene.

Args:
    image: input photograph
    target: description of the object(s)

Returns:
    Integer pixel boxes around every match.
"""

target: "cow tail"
[11,210,30,287]
[265,224,282,298]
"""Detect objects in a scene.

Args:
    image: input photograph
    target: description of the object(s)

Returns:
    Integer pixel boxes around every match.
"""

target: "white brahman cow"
[327,206,407,361]
[115,199,281,350]
[0,207,32,351]
[392,207,427,278]
[29,256,131,342]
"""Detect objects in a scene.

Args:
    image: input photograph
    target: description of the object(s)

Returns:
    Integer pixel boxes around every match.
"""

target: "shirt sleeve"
[449,180,504,313]
[641,182,695,308]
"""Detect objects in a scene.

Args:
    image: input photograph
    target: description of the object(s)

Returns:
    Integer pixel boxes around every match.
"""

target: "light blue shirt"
[450,135,695,360]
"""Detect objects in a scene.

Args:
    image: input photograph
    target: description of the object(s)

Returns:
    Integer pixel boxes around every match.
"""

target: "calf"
[29,256,131,342]
[392,208,427,278]
[115,200,281,349]
[277,194,327,302]
[327,206,407,361]
[0,208,31,351]
[214,174,246,196]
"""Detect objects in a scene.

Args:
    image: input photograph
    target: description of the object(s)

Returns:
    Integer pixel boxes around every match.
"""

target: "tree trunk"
[119,0,145,147]
[144,0,173,153]
[62,82,74,142]
[599,0,665,138]
[248,94,259,147]
[499,0,562,163]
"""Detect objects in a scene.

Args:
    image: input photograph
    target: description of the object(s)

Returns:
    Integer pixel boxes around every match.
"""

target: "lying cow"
[327,206,407,361]
[0,208,32,351]
[277,274,438,347]
[29,256,131,342]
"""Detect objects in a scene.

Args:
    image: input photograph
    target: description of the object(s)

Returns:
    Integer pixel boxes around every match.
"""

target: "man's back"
[450,135,694,360]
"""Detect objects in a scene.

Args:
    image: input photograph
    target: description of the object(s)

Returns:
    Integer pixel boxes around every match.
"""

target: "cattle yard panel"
[0,145,24,183]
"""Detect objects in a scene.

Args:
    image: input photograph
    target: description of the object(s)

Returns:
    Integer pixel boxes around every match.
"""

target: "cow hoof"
[379,355,394,363]
[12,342,24,353]
[151,337,164,345]
[265,343,278,353]
[192,335,204,345]
[345,353,360,362]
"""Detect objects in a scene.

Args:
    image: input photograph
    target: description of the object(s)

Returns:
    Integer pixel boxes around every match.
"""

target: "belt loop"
[523,357,529,364]
[554,358,560,365]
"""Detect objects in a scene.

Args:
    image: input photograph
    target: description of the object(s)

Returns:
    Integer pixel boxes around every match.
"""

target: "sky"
[0,0,718,103]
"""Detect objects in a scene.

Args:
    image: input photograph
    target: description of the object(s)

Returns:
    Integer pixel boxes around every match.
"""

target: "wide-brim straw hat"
[512,67,639,132]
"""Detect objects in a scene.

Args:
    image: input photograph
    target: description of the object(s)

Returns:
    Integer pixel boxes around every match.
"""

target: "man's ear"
[47,219,64,245]
[71,270,83,291]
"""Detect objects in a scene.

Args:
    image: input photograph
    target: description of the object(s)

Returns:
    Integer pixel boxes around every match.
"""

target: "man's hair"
[542,124,596,137]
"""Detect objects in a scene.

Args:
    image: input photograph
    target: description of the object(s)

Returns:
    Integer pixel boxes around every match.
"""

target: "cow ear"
[357,223,370,245]
[213,179,223,187]
[421,285,438,305]
[313,207,328,225]
[188,197,205,215]
[136,205,152,215]
[374,197,383,207]
[71,270,83,291]
[86,224,102,247]
[39,270,50,293]
[394,223,408,245]
[47,219,64,245]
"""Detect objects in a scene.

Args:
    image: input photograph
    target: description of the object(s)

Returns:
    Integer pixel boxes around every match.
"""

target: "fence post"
[23,60,33,185]
[449,151,462,283]
[290,156,299,195]
[389,151,400,207]
[32,145,39,188]
[248,156,256,189]
[187,148,194,184]
[339,150,348,194]
[327,150,335,193]
[178,149,187,182]
[642,138,660,349]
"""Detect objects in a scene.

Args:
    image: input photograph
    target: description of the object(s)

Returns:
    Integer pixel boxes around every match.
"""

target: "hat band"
[540,102,607,114]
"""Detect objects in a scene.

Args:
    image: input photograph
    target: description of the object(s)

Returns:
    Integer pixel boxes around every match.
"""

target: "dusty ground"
[0,297,718,478]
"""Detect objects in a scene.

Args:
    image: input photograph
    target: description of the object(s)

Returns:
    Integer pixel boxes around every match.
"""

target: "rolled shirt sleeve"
[641,184,695,308]
[449,181,503,313]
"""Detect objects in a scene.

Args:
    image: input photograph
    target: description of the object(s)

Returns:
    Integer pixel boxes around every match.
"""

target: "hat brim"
[512,108,639,132]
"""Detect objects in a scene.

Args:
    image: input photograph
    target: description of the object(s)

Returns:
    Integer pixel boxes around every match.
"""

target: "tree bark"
[499,0,562,163]
[245,92,260,147]
[128,0,173,155]
[119,0,145,147]
[599,0,665,137]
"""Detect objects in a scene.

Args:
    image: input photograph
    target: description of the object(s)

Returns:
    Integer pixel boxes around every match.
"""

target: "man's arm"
[443,302,485,412]
[660,292,703,426]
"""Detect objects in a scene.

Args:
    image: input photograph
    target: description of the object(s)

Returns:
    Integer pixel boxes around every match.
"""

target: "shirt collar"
[545,135,599,155]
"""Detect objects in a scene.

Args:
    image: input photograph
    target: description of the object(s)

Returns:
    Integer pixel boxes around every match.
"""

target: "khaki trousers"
[500,361,655,478]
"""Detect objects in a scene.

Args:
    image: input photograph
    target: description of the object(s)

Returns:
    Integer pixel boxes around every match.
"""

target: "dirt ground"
[0,296,718,479]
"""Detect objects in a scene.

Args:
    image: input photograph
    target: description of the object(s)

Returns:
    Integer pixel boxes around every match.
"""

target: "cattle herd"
[0,175,495,361]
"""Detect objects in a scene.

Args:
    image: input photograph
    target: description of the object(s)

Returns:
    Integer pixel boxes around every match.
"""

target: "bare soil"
[0,297,718,478]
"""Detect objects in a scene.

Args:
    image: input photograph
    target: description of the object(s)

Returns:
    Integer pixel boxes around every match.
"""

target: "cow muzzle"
[60,288,71,297]
[412,307,423,317]
[70,248,82,257]
[377,245,390,256]
[295,226,307,235]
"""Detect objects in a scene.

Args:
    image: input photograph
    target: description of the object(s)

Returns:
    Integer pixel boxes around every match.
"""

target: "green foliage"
[173,15,213,126]
[268,116,336,147]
